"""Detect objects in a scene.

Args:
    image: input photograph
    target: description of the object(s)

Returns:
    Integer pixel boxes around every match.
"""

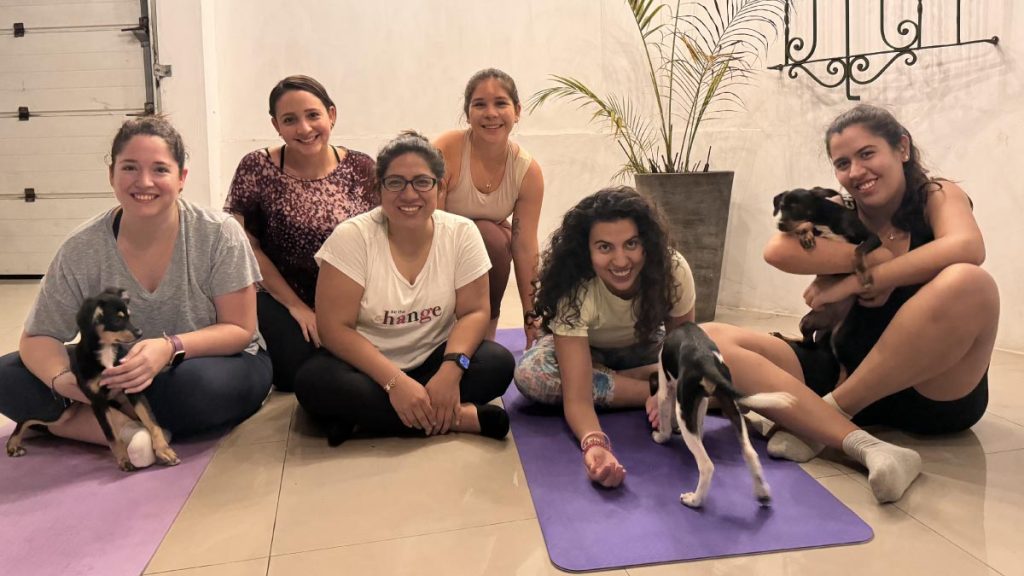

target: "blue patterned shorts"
[512,332,662,407]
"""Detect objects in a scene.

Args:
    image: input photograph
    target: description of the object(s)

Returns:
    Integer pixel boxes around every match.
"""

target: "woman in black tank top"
[700,105,998,504]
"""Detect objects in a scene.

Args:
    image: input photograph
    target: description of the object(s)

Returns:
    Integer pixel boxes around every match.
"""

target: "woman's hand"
[288,302,321,348]
[425,366,461,435]
[101,338,173,394]
[389,374,435,432]
[804,274,860,309]
[584,445,627,488]
[857,283,894,308]
[524,319,542,350]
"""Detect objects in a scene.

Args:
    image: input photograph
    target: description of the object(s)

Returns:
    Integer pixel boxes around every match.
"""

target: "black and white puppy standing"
[651,322,795,508]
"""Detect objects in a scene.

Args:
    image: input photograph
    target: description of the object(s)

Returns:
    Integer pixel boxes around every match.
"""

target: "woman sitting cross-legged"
[0,116,272,468]
[703,104,998,503]
[514,186,696,488]
[293,131,515,446]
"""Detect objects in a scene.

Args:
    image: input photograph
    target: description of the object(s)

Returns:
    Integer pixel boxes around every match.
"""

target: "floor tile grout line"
[142,434,234,575]
[265,401,297,575]
[893,502,1010,576]
[268,515,539,560]
[144,555,268,575]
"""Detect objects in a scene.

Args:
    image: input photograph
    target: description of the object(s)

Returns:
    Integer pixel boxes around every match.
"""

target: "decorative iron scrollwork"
[769,0,999,100]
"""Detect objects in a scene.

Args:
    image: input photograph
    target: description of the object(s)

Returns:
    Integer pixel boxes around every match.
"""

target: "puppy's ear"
[772,192,785,215]
[76,297,100,331]
[811,187,839,199]
[118,288,130,305]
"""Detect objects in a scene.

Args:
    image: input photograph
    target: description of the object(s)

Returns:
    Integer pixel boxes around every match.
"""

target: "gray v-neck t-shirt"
[25,199,263,354]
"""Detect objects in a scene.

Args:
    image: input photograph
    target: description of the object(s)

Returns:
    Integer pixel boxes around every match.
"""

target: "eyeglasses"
[381,175,438,193]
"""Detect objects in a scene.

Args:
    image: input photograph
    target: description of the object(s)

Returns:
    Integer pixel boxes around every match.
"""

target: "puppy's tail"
[737,392,796,411]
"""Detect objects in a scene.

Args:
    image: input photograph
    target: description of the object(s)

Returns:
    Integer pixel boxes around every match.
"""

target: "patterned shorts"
[513,332,662,407]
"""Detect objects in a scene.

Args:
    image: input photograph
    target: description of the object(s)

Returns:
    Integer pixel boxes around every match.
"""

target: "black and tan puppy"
[6,288,179,471]
[772,187,882,346]
[651,322,795,508]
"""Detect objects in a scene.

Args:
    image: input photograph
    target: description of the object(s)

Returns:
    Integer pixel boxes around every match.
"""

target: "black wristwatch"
[442,352,471,371]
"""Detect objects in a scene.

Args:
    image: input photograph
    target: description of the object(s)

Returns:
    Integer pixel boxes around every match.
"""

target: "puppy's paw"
[680,492,704,508]
[652,430,671,444]
[117,457,137,472]
[799,234,816,250]
[6,445,26,457]
[755,481,772,506]
[156,446,180,466]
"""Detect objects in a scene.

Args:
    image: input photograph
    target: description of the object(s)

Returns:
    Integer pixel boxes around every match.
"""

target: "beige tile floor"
[2,279,1023,576]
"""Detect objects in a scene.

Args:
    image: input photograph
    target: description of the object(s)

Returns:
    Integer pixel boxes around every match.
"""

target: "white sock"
[767,392,851,462]
[842,429,922,503]
[744,411,777,438]
[119,421,156,469]
[767,429,824,462]
[822,392,852,419]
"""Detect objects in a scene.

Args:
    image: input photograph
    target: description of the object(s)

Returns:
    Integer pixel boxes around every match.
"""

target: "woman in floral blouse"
[225,75,377,391]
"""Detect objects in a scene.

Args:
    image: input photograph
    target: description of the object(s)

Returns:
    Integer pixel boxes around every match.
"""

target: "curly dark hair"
[533,186,679,344]
[826,104,942,234]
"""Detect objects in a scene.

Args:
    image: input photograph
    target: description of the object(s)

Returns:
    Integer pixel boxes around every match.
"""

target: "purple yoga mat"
[497,329,872,572]
[0,421,220,576]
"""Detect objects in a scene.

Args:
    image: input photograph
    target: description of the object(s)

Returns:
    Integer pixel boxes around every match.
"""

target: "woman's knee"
[513,341,562,404]
[701,322,747,349]
[917,264,999,322]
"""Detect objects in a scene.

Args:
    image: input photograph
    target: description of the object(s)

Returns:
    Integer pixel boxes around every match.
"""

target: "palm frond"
[530,0,785,173]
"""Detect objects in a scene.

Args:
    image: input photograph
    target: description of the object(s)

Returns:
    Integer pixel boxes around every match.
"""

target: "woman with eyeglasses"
[293,131,515,446]
[224,75,377,392]
[434,68,545,348]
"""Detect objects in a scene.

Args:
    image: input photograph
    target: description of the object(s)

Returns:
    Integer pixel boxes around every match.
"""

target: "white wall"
[155,1,1024,351]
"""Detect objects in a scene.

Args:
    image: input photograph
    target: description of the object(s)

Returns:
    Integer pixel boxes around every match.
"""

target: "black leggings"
[258,291,316,392]
[0,349,272,437]
[293,340,514,435]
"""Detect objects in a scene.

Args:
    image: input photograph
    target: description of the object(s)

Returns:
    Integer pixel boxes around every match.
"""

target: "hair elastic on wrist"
[50,367,73,408]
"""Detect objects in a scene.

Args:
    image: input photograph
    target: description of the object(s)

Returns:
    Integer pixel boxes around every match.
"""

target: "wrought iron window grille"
[769,0,999,100]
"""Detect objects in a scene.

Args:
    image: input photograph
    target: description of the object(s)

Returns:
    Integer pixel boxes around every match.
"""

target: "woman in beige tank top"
[434,69,545,348]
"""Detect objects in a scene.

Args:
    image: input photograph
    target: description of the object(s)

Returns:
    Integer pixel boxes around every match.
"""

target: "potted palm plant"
[529,0,786,322]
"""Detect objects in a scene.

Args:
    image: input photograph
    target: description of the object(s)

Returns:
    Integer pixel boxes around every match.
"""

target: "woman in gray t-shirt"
[0,117,272,469]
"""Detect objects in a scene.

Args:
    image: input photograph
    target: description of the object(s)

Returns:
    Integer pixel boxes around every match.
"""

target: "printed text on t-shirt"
[376,306,444,326]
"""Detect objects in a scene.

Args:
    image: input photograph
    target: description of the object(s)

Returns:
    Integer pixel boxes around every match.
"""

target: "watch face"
[457,354,470,370]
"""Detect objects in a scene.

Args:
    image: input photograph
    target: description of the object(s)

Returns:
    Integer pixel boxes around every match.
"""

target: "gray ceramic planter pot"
[634,171,734,323]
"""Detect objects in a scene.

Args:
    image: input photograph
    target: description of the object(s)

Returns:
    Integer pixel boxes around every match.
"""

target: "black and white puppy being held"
[5,288,179,471]
[651,322,795,508]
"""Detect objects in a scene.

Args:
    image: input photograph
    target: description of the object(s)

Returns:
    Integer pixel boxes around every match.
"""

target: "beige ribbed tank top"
[444,129,532,221]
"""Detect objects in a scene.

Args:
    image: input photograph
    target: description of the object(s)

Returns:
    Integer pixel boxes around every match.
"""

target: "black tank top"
[832,221,935,375]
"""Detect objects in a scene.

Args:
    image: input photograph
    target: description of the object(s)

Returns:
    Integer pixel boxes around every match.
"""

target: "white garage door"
[0,0,160,275]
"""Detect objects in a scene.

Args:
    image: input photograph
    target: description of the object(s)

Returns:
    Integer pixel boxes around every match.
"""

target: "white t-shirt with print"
[550,251,696,348]
[315,207,491,370]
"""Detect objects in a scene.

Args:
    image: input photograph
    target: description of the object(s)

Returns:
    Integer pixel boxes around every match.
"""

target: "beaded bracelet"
[580,431,612,455]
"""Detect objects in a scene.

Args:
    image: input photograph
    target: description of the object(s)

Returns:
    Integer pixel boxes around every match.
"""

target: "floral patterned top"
[225,147,377,308]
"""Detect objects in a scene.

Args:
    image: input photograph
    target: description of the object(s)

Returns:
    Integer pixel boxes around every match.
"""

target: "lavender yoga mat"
[497,329,872,572]
[0,421,220,576]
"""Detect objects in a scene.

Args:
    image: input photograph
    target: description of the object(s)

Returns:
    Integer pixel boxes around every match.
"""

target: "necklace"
[474,139,510,192]
[881,226,902,241]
